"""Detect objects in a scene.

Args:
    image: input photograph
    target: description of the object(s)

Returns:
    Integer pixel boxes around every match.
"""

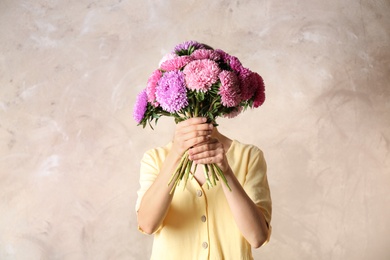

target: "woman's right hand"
[137,117,213,234]
[171,117,213,157]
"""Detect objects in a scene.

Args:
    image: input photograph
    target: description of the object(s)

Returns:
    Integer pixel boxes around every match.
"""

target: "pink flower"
[215,49,244,74]
[238,68,257,101]
[146,69,163,106]
[160,56,193,71]
[218,70,241,107]
[191,49,221,61]
[159,53,178,67]
[229,56,245,74]
[253,72,266,108]
[183,59,221,92]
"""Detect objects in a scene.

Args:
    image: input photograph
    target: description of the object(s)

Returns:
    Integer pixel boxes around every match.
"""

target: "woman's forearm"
[222,168,269,248]
[137,152,181,234]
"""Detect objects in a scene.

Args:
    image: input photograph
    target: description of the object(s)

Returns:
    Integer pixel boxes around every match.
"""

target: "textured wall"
[1,0,389,259]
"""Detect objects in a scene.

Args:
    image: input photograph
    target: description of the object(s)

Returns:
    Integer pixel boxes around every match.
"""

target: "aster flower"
[191,49,221,61]
[183,59,221,92]
[215,49,244,74]
[229,56,245,74]
[160,56,193,71]
[155,71,188,113]
[218,70,241,107]
[238,68,257,101]
[146,69,162,106]
[133,89,148,124]
[174,40,205,55]
[252,72,266,108]
[159,52,178,67]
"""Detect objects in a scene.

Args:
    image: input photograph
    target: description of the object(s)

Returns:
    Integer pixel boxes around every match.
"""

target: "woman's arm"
[137,117,213,234]
[220,168,270,248]
[188,138,269,247]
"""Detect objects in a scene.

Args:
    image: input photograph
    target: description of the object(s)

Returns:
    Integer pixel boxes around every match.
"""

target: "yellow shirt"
[136,140,272,260]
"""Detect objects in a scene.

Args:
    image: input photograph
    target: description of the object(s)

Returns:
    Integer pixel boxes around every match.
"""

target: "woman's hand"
[138,117,212,234]
[171,117,213,157]
[188,138,230,173]
[189,137,270,248]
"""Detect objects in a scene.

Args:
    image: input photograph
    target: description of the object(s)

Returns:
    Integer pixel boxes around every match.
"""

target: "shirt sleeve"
[243,146,272,241]
[135,147,168,234]
[135,148,161,213]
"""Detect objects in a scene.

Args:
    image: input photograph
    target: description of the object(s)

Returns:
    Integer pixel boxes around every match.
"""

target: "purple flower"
[173,40,205,54]
[155,71,188,113]
[133,89,148,123]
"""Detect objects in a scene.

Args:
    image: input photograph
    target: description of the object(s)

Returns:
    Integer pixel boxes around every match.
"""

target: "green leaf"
[196,91,205,101]
[188,46,195,55]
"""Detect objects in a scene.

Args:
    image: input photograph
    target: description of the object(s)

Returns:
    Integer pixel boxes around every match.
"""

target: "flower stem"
[203,164,213,188]
[168,151,189,194]
[213,164,232,191]
[210,164,217,186]
[168,159,231,193]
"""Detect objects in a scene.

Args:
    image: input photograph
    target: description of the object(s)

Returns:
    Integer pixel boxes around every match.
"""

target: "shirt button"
[196,190,203,197]
[201,215,206,222]
[202,242,208,249]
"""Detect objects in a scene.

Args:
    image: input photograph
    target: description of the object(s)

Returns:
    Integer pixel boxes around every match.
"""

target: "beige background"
[1,0,389,259]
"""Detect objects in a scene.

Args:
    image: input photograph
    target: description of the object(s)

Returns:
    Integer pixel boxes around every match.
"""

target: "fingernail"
[202,118,207,122]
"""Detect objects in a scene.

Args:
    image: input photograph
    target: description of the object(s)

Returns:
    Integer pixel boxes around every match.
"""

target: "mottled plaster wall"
[0,1,389,259]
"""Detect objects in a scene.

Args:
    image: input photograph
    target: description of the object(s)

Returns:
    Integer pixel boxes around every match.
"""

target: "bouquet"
[133,40,265,194]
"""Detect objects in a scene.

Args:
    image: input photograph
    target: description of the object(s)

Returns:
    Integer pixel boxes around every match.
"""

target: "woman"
[136,117,272,260]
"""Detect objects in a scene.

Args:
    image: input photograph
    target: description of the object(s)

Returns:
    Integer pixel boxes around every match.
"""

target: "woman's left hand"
[187,138,230,173]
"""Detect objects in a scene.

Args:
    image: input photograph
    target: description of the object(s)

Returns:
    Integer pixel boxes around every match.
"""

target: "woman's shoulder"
[231,139,263,156]
[143,142,172,161]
